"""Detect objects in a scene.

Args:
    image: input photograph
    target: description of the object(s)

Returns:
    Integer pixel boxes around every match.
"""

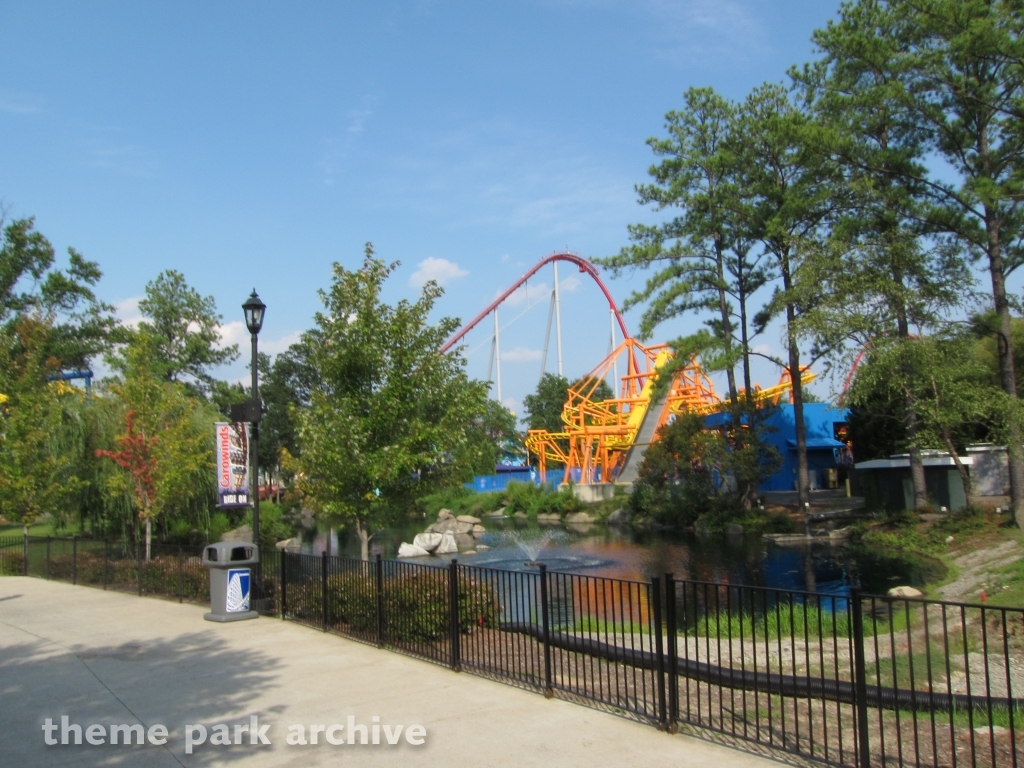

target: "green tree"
[128,270,239,393]
[99,334,220,556]
[631,412,727,526]
[729,83,846,507]
[599,87,771,403]
[1,216,118,369]
[460,397,524,477]
[258,341,319,475]
[523,373,572,434]
[295,245,488,560]
[794,2,976,510]
[0,319,84,532]
[847,332,1003,506]
[826,0,1024,524]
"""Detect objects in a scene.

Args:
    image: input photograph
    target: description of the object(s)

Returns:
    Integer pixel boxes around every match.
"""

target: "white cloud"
[214,320,246,350]
[348,107,373,134]
[216,321,301,356]
[409,257,468,287]
[501,397,522,416]
[560,274,582,293]
[502,346,543,362]
[0,97,40,114]
[114,296,144,328]
[260,330,303,355]
[502,281,549,307]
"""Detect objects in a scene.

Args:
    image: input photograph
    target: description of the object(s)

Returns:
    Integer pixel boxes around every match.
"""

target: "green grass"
[567,616,651,635]
[689,602,912,640]
[863,649,959,691]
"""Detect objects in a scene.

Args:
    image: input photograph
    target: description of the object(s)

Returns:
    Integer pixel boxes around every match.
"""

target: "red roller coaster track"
[439,252,630,354]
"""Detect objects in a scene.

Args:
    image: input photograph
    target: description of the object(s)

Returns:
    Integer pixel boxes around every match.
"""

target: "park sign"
[215,422,252,508]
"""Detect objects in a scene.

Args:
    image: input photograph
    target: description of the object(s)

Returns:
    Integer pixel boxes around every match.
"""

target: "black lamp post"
[243,290,266,551]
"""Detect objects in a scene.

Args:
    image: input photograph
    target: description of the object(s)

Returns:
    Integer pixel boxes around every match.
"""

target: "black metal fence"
[2,534,1021,768]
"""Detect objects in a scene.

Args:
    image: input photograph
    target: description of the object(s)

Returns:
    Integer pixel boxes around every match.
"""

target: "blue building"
[705,403,851,492]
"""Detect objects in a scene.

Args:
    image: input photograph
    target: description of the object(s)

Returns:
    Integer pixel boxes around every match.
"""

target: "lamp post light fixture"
[242,290,266,559]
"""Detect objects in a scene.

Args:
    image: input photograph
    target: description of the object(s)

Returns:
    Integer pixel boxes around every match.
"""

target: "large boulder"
[426,518,460,534]
[485,507,508,518]
[455,533,476,552]
[435,533,458,555]
[274,537,302,552]
[471,524,486,536]
[456,514,481,524]
[221,525,253,542]
[413,532,443,553]
[565,512,594,524]
[437,508,454,522]
[398,542,430,558]
[887,586,923,598]
[536,513,561,524]
[456,521,474,534]
[607,508,630,525]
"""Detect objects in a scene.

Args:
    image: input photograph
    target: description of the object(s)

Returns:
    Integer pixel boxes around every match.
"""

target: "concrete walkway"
[0,577,787,768]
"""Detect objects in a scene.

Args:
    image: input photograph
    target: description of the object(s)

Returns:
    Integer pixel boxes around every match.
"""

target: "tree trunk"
[355,518,370,562]
[714,236,738,404]
[985,206,1024,527]
[783,255,810,508]
[906,393,928,510]
[893,265,928,510]
[145,518,151,562]
[940,430,973,509]
[738,274,753,399]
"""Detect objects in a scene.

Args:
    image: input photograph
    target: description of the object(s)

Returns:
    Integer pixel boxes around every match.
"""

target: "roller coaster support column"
[494,308,502,401]
[609,308,618,394]
[553,261,563,376]
[540,289,555,381]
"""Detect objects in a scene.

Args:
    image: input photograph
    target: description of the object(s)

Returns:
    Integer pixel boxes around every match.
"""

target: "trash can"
[202,542,259,622]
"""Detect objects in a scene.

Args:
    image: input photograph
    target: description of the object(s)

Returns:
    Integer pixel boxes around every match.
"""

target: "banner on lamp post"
[215,422,252,508]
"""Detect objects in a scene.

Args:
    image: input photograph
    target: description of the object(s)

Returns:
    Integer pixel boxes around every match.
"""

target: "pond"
[296,515,944,598]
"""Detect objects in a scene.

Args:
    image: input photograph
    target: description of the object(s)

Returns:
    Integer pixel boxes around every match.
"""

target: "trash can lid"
[202,541,259,566]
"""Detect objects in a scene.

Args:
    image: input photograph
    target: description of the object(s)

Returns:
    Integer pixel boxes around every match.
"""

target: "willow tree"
[0,319,84,534]
[296,245,488,560]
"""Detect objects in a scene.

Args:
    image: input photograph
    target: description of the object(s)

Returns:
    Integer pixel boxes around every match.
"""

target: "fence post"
[448,559,461,671]
[22,529,28,576]
[539,564,553,698]
[46,537,51,580]
[652,575,667,729]
[137,541,143,596]
[103,540,109,590]
[850,586,871,768]
[72,537,78,585]
[375,554,384,648]
[280,550,287,620]
[665,573,678,731]
[178,547,183,603]
[321,551,328,631]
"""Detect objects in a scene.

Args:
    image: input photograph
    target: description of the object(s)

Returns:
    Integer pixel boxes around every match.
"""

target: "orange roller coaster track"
[524,339,815,486]
[439,251,814,488]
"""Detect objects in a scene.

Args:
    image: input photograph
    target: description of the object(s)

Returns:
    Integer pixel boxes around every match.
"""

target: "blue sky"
[1,0,956,415]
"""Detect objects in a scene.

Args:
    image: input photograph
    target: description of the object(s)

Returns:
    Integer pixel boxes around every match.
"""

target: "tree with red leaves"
[96,410,159,559]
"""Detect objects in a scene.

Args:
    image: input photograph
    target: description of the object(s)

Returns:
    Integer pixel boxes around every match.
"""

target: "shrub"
[311,568,500,642]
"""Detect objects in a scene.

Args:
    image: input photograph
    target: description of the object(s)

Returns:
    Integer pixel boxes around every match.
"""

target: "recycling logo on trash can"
[226,568,251,613]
